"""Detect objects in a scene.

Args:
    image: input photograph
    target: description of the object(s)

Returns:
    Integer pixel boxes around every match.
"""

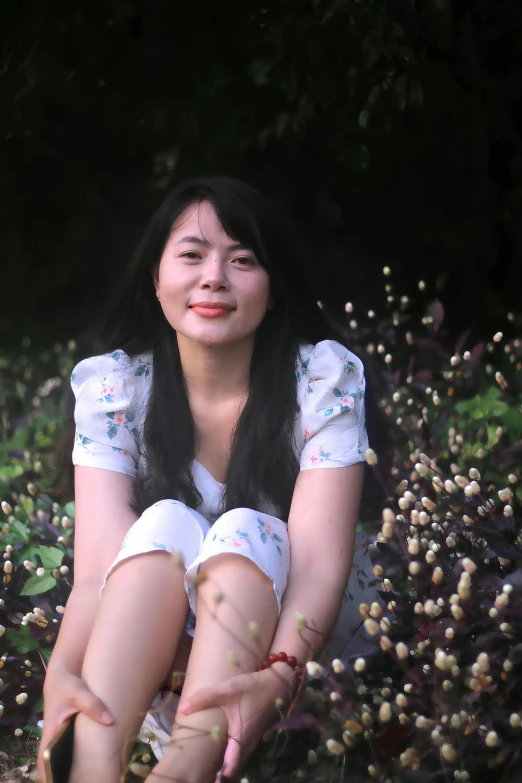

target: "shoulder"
[70,348,153,401]
[295,339,364,395]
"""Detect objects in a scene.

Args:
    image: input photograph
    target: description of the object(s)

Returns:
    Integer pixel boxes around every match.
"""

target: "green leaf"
[11,519,30,544]
[64,501,75,519]
[487,426,500,449]
[38,545,64,569]
[23,496,34,515]
[40,647,54,665]
[20,573,57,596]
[5,625,41,654]
[25,723,42,738]
[0,463,24,479]
[35,432,54,448]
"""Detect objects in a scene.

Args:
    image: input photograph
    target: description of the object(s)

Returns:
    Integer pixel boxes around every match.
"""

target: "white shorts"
[100,500,290,637]
[100,498,383,662]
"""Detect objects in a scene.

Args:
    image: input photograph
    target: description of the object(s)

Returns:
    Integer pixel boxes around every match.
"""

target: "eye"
[180,252,201,260]
[233,256,255,266]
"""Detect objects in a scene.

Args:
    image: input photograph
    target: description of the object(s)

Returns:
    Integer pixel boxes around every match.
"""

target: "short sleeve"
[70,349,151,477]
[296,340,370,471]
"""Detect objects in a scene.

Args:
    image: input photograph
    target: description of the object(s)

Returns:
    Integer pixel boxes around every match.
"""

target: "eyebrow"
[176,235,249,251]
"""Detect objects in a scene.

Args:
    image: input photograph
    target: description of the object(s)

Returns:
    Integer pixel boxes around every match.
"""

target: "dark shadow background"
[1,0,521,350]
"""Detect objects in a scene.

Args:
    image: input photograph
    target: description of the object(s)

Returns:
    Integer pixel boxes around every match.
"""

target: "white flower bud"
[380,635,392,651]
[432,566,444,584]
[59,565,69,575]
[370,602,383,619]
[365,448,378,466]
[306,661,324,679]
[326,738,345,755]
[382,521,394,539]
[226,650,240,667]
[396,642,408,659]
[409,561,421,575]
[510,713,521,728]
[16,692,28,705]
[379,702,392,722]
[295,612,307,630]
[36,567,45,577]
[461,558,477,574]
[4,561,13,574]
[332,658,345,673]
[364,618,381,636]
[441,744,457,762]
[1,501,13,515]
[485,731,498,747]
[477,652,489,672]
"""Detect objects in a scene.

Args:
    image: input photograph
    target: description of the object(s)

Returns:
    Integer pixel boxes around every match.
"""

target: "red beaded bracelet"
[260,651,306,682]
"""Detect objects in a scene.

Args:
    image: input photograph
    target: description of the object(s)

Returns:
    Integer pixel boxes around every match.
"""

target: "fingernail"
[101,710,113,723]
[179,701,190,713]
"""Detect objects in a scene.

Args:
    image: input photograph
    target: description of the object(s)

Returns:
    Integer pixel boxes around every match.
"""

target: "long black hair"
[93,176,387,522]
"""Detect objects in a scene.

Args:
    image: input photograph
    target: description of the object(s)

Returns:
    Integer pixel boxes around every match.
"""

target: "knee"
[141,499,186,516]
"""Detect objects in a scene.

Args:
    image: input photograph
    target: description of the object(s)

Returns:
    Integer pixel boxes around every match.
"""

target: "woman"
[38,177,383,783]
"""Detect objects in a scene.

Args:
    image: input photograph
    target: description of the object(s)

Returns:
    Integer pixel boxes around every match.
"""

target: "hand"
[36,667,114,783]
[178,668,290,780]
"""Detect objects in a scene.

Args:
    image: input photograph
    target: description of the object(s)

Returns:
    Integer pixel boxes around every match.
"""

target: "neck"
[176,333,254,404]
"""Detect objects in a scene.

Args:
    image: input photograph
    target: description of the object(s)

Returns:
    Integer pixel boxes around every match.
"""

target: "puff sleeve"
[70,349,151,477]
[296,340,370,470]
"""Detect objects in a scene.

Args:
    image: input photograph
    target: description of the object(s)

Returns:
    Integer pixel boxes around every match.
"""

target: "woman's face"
[153,200,272,347]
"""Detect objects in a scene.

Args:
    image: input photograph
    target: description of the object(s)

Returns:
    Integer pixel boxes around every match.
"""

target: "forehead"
[171,200,227,236]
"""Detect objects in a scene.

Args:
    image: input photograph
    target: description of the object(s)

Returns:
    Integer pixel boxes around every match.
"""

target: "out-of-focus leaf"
[38,545,64,569]
[19,573,57,596]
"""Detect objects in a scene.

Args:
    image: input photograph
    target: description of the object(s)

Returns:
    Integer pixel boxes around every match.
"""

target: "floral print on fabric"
[297,340,370,471]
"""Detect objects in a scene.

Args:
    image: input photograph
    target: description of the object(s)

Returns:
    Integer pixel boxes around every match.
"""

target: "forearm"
[265,567,347,691]
[45,583,101,682]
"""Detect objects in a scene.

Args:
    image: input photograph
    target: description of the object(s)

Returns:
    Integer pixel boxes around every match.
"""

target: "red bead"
[277,652,288,662]
[268,653,279,664]
[287,656,297,667]
[260,660,269,670]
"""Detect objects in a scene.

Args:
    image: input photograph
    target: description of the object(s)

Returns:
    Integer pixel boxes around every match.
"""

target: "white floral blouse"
[70,339,380,662]
[70,339,370,482]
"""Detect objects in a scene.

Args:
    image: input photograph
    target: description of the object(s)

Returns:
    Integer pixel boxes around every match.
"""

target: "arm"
[45,466,139,681]
[263,463,364,692]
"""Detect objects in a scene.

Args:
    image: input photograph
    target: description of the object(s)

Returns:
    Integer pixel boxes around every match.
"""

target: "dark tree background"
[1,0,521,350]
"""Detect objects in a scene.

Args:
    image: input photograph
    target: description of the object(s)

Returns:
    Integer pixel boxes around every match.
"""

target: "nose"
[200,257,230,291]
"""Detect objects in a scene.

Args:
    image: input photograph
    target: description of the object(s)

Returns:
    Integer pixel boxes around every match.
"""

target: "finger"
[73,688,114,725]
[179,685,220,714]
[221,736,243,779]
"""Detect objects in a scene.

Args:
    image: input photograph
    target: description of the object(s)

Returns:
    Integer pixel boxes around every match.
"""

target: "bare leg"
[68,551,190,783]
[148,553,279,783]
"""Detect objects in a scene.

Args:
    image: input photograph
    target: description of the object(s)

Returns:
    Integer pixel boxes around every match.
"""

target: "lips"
[189,302,235,310]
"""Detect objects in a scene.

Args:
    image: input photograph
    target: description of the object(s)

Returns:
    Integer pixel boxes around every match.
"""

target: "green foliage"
[0,282,521,779]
